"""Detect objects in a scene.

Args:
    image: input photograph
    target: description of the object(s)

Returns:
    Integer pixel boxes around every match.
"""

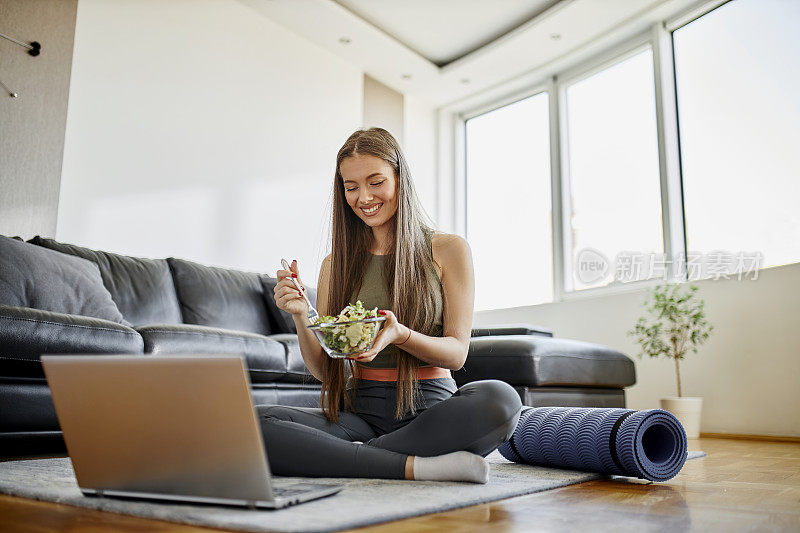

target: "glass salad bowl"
[307,315,387,358]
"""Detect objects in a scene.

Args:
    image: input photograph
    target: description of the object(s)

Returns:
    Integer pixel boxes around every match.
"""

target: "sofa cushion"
[0,236,127,325]
[457,335,636,388]
[267,333,321,383]
[28,236,182,326]
[167,258,272,336]
[136,324,286,383]
[0,304,144,379]
[261,276,317,334]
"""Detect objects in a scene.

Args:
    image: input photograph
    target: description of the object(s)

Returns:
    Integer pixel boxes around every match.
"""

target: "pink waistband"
[354,365,452,381]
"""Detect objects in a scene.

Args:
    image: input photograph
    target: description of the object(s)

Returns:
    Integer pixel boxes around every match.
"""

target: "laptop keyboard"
[272,486,308,497]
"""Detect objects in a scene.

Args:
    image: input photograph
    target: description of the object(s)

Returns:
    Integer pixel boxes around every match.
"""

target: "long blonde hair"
[320,128,441,422]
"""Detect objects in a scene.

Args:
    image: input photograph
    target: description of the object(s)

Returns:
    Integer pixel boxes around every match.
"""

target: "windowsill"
[476,262,799,313]
[474,278,663,313]
[559,277,668,302]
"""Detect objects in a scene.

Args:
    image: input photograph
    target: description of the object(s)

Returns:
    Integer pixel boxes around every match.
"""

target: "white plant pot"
[660,397,703,439]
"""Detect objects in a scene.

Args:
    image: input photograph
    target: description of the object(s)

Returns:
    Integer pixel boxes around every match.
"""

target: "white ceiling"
[332,0,562,67]
[238,0,708,107]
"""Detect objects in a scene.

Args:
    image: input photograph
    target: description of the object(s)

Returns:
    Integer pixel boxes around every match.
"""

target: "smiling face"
[339,153,399,230]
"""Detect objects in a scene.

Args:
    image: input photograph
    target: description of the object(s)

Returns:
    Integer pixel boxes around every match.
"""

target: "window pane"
[674,0,800,275]
[466,93,552,311]
[565,48,663,290]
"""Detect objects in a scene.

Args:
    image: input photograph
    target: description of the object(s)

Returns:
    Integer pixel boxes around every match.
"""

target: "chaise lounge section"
[0,235,636,458]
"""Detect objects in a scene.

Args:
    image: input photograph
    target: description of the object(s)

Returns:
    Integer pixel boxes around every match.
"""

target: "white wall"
[58,0,363,283]
[403,95,438,225]
[363,74,404,143]
[474,262,800,437]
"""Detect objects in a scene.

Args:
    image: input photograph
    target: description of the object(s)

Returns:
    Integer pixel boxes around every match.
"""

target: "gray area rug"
[0,450,706,533]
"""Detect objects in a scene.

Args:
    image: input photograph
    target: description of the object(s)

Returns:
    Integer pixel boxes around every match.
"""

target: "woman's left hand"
[348,310,408,362]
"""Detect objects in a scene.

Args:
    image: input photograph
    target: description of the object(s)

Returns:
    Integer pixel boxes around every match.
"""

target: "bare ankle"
[404,456,415,480]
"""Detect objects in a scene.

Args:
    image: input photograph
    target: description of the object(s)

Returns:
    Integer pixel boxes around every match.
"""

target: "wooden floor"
[1,437,798,532]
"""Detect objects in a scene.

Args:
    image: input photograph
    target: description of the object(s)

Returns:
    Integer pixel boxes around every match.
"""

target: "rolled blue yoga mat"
[498,407,688,482]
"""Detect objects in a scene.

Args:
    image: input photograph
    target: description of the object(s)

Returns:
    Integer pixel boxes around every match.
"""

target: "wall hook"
[0,31,41,98]
[0,32,41,56]
[0,77,17,98]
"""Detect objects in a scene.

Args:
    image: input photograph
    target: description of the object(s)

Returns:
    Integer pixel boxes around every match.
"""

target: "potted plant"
[628,283,713,438]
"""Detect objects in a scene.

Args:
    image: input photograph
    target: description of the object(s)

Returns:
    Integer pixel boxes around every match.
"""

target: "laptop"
[41,354,343,509]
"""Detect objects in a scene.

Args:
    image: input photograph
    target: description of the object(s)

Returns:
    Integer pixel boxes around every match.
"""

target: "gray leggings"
[256,378,523,480]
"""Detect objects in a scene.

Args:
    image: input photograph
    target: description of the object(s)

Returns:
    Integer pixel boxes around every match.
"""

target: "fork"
[280,258,319,323]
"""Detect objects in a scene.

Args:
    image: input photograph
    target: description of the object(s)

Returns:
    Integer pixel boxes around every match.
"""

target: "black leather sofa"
[0,235,636,458]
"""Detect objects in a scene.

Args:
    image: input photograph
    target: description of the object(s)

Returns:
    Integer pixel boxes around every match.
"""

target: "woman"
[260,128,522,483]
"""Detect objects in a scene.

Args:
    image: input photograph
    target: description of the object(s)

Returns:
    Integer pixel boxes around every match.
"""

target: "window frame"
[556,37,666,299]
[461,84,553,309]
[453,0,738,306]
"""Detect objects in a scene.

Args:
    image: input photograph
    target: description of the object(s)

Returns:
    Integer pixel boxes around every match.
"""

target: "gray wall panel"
[0,0,77,238]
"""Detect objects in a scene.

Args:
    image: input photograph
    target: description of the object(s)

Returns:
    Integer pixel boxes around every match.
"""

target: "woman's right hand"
[274,259,309,317]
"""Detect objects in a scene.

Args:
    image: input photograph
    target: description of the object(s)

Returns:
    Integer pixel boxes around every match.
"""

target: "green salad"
[311,300,380,353]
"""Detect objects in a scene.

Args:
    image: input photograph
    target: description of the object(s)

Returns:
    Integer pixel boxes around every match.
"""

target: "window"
[460,0,799,306]
[563,49,664,290]
[465,92,552,311]
[673,0,800,275]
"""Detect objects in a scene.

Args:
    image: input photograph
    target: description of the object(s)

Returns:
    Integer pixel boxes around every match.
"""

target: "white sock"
[413,451,490,484]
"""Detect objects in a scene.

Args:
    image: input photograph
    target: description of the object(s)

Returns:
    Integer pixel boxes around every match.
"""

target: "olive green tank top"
[353,253,443,369]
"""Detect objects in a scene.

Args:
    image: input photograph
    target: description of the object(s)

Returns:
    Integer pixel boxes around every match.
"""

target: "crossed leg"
[256,404,408,479]
[363,379,523,457]
[257,379,523,479]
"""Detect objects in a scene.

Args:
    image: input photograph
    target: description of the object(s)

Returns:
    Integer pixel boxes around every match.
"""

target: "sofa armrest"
[455,335,635,388]
[470,324,553,338]
[0,304,144,378]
